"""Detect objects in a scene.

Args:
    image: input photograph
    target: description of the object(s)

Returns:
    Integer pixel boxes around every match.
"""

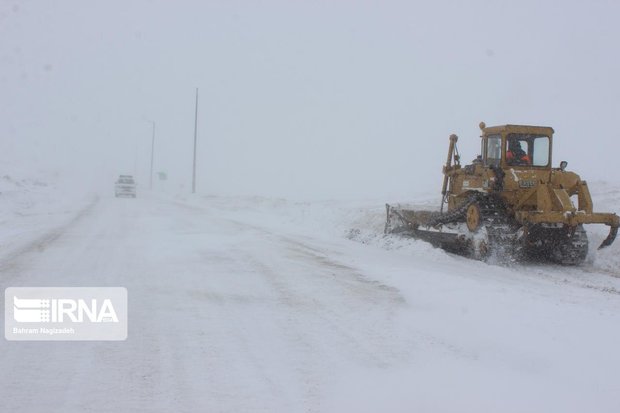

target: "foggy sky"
[1,0,619,200]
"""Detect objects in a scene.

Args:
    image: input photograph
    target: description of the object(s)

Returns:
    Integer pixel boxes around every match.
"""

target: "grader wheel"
[466,203,482,232]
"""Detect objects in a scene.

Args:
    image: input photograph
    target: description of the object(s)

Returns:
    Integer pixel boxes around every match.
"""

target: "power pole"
[192,87,199,194]
[149,121,156,190]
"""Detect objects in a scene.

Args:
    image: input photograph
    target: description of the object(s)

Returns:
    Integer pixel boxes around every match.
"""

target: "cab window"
[485,135,501,166]
[532,137,550,166]
[506,134,550,167]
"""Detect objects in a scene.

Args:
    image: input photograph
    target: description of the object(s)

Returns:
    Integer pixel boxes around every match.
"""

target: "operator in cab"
[506,139,531,165]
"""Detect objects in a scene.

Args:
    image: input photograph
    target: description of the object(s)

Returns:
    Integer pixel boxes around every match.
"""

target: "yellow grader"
[385,122,619,264]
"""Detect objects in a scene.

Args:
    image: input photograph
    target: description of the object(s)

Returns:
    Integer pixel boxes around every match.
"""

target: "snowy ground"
[1,179,620,412]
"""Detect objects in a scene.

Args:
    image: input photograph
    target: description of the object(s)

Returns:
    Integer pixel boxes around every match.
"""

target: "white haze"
[1,0,619,200]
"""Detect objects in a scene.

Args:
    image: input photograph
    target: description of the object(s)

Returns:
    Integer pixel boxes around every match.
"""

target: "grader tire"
[466,203,482,232]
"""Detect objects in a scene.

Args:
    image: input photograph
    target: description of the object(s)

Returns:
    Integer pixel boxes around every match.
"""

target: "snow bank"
[177,180,620,277]
[0,162,95,260]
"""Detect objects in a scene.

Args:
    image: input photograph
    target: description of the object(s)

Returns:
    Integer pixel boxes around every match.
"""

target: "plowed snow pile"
[179,181,620,275]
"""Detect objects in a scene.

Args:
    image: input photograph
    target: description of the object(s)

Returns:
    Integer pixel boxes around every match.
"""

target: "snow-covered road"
[1,194,620,412]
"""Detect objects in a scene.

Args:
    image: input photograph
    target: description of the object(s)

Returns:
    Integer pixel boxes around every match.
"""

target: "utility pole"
[150,121,155,190]
[192,87,199,194]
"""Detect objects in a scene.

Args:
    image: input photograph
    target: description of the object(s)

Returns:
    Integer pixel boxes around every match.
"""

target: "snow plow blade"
[384,204,473,253]
[383,204,426,234]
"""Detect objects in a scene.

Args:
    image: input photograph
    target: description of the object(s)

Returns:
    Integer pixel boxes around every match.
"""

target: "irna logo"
[5,287,127,341]
[13,297,119,323]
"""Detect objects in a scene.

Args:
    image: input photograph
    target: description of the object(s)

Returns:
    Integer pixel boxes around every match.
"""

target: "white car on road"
[114,175,136,198]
